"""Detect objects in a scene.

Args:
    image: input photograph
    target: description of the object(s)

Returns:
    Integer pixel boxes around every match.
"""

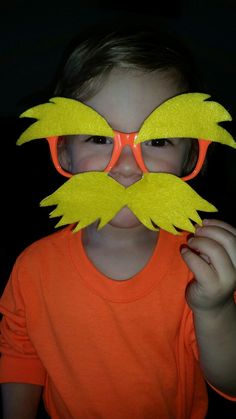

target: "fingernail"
[195,226,202,233]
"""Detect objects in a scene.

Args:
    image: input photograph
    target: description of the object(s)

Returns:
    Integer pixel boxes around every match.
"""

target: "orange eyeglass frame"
[46,131,211,181]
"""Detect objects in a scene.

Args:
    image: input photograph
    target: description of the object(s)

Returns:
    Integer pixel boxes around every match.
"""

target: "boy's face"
[59,68,191,229]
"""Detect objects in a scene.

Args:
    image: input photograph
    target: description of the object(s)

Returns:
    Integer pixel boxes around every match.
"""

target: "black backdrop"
[0,1,236,417]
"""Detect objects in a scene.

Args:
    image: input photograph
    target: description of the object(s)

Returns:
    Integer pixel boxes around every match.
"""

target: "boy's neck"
[81,223,159,280]
[82,222,158,249]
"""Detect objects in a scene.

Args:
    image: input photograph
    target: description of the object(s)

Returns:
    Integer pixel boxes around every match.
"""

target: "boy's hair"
[54,21,201,101]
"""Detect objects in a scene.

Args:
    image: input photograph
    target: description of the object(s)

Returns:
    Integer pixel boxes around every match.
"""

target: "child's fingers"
[202,219,236,236]
[194,225,236,268]
[181,246,214,283]
[186,236,235,282]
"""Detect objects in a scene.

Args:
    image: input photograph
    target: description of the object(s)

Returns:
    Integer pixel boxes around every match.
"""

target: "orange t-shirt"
[0,226,234,418]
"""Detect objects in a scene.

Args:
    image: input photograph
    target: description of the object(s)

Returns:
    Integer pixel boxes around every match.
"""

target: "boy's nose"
[110,145,143,182]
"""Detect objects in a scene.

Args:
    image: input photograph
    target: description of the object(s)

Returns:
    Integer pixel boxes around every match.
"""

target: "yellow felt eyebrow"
[17,97,114,145]
[136,93,236,148]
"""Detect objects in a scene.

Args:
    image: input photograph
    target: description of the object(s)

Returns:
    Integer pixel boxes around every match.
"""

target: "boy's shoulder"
[17,226,74,262]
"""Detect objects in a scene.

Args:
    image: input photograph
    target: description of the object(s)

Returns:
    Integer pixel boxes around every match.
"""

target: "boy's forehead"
[85,68,184,132]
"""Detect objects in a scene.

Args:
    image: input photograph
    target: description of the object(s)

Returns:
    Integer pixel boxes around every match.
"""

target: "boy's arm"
[181,219,236,398]
[192,298,236,397]
[1,382,43,419]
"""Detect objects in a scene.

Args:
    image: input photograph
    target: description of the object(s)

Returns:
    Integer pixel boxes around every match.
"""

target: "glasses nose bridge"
[114,130,138,150]
[110,130,147,173]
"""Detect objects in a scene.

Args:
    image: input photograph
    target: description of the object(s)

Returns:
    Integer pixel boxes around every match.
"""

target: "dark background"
[0,0,236,417]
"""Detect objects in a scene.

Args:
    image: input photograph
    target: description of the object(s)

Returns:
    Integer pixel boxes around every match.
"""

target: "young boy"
[0,22,236,418]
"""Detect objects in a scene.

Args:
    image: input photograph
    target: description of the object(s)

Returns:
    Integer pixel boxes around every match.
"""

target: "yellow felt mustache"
[40,172,217,235]
[17,93,236,149]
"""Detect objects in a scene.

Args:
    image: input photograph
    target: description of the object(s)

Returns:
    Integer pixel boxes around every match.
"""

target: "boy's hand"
[181,219,236,312]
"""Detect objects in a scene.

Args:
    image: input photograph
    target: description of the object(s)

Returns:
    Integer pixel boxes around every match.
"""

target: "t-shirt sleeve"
[0,258,46,385]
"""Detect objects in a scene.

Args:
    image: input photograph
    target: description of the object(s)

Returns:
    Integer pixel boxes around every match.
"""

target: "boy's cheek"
[71,157,108,173]
[145,160,182,175]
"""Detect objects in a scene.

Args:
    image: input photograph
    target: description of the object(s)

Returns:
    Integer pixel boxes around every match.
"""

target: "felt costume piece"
[17,93,236,234]
[40,172,216,235]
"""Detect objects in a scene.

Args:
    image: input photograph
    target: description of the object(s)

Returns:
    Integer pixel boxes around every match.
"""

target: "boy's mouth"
[108,173,143,188]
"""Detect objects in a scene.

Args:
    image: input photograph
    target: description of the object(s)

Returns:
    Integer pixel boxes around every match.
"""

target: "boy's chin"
[108,207,141,229]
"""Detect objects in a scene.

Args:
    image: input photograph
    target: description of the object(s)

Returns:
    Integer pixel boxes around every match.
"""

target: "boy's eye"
[144,139,172,147]
[85,135,113,145]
